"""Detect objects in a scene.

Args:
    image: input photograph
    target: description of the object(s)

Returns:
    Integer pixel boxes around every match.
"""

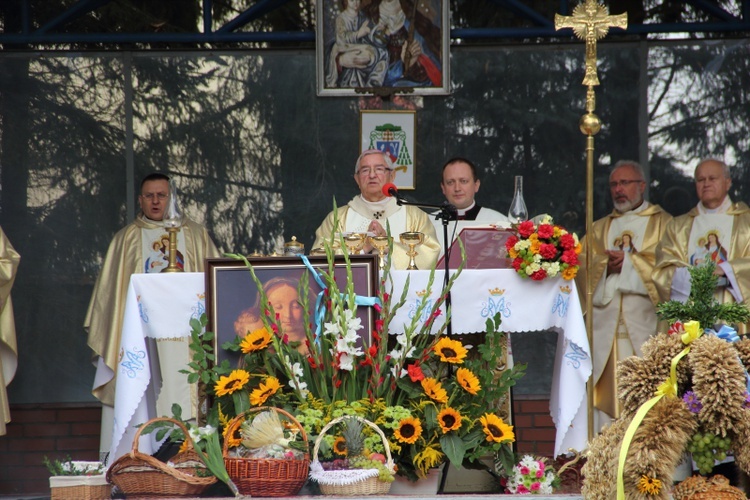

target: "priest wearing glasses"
[313,149,440,269]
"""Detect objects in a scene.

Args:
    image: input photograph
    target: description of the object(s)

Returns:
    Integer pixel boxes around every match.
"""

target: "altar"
[104,269,591,464]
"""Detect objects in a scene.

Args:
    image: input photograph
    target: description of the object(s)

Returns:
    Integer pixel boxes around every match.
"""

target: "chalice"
[368,235,391,270]
[342,232,367,256]
[399,231,424,270]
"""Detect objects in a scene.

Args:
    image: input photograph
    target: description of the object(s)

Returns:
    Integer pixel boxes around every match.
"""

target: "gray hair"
[354,149,394,173]
[609,160,645,180]
[695,158,731,178]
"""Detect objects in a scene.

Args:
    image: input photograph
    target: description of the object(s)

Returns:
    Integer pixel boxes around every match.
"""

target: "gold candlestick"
[161,178,184,273]
[162,227,182,273]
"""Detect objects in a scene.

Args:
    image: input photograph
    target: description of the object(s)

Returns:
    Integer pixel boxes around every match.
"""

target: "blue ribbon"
[299,255,382,340]
[706,325,750,392]
[706,324,740,343]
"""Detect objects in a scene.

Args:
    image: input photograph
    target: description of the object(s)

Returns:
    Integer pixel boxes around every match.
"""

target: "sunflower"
[437,407,462,433]
[249,376,282,406]
[394,417,422,444]
[223,422,243,449]
[421,377,448,403]
[433,337,468,364]
[240,327,273,353]
[636,475,662,495]
[456,367,481,395]
[214,369,250,397]
[333,436,347,456]
[479,413,515,443]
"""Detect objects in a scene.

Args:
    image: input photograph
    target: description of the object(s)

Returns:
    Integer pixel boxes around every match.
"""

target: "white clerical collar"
[698,197,732,214]
[456,202,476,216]
[615,200,649,216]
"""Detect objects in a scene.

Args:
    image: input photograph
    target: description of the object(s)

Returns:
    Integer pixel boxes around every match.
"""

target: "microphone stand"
[394,196,456,337]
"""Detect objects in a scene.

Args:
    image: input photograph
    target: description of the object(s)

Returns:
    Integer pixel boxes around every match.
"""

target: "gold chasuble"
[654,202,750,308]
[85,214,219,406]
[0,228,20,435]
[313,197,440,270]
[577,203,671,420]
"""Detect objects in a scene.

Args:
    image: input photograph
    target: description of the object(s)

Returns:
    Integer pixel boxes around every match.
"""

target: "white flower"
[338,352,355,371]
[515,239,531,250]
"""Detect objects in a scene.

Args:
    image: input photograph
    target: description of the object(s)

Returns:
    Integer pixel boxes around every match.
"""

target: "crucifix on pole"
[554,0,627,442]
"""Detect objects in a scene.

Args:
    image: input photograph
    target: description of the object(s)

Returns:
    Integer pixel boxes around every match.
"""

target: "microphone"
[382,183,399,199]
[381,182,406,205]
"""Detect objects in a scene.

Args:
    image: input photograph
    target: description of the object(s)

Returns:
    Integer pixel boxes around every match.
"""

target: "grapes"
[686,431,733,475]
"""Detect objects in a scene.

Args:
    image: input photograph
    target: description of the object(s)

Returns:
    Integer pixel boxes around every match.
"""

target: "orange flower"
[421,377,448,403]
[240,328,272,353]
[437,407,462,433]
[456,367,481,395]
[433,337,468,364]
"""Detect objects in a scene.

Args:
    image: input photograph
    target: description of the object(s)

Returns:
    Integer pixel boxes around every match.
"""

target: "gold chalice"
[399,231,424,270]
[368,235,391,270]
[342,232,367,256]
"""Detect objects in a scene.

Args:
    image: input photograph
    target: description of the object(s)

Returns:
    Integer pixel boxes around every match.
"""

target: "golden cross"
[554,0,627,86]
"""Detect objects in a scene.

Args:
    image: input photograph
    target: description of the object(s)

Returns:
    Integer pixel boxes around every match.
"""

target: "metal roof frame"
[0,0,749,47]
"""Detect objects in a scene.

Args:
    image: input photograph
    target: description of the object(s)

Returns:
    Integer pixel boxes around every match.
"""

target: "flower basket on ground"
[222,406,309,497]
[45,457,110,500]
[106,417,217,498]
[309,415,396,495]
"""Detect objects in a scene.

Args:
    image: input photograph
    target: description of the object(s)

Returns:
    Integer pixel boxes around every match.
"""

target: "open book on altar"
[436,226,514,269]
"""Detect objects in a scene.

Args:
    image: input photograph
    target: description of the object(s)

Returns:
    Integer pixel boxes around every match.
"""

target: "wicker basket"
[672,474,747,500]
[50,475,111,500]
[223,406,310,497]
[106,417,217,497]
[309,415,395,496]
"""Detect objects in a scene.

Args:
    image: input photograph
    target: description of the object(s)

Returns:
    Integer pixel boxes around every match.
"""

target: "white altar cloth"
[106,272,206,465]
[388,270,591,457]
[105,270,590,463]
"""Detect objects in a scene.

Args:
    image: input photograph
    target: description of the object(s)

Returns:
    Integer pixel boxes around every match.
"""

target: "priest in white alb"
[313,149,440,270]
[577,160,672,431]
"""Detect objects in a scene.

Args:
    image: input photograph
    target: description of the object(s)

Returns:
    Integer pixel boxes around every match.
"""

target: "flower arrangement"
[582,263,750,499]
[43,456,104,476]
[505,215,581,281]
[182,229,525,483]
[502,455,561,495]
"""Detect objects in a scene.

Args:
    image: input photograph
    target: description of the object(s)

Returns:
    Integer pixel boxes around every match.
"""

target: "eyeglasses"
[357,166,393,176]
[141,193,168,201]
[609,179,644,189]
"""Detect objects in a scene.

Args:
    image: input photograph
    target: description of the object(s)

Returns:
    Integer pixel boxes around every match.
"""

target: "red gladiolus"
[335,379,342,388]
[281,333,288,343]
[373,303,382,313]
[368,345,378,357]
[518,220,535,238]
[308,356,318,369]
[407,363,425,382]
[537,224,554,239]
[360,358,372,367]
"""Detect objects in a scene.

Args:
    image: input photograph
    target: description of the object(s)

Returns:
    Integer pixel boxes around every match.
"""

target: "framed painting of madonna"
[316,0,450,96]
[206,254,379,367]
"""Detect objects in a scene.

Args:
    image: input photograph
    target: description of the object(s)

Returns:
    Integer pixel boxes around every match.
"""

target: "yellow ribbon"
[616,320,702,499]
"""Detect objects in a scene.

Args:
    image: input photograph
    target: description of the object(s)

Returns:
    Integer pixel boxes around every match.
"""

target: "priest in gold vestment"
[313,149,440,270]
[654,158,750,308]
[85,173,219,456]
[0,227,20,436]
[577,161,672,430]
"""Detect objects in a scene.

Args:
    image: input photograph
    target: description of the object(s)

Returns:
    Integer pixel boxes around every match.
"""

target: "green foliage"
[656,262,750,328]
[43,456,103,476]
